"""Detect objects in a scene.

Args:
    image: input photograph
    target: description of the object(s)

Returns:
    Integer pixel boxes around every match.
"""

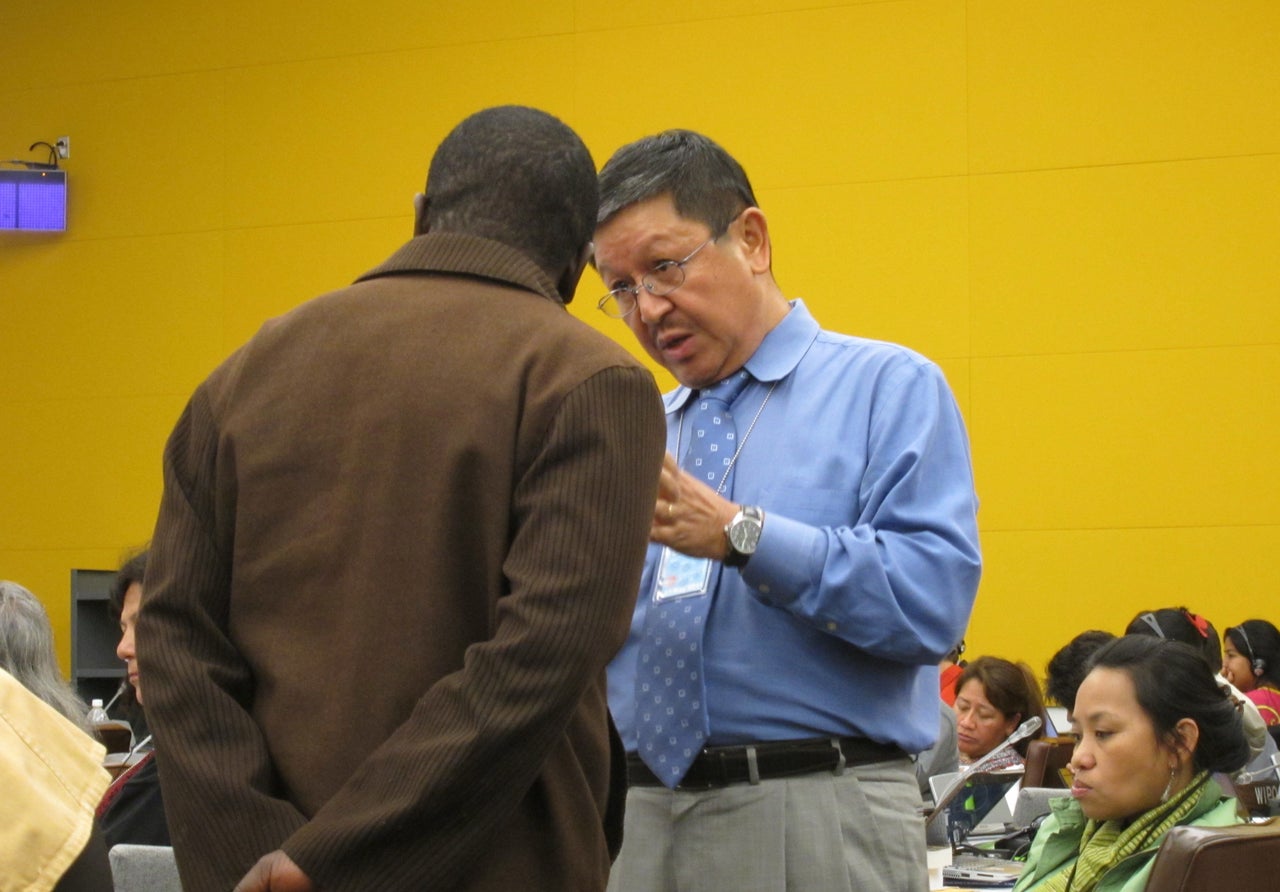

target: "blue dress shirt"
[608,300,982,755]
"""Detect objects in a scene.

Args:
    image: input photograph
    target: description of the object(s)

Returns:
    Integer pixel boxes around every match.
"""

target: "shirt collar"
[664,299,818,414]
[357,231,565,306]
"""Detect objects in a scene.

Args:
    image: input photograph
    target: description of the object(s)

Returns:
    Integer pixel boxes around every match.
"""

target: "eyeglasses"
[596,238,714,319]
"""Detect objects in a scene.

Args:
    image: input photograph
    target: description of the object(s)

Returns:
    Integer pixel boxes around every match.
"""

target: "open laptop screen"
[927,767,1024,847]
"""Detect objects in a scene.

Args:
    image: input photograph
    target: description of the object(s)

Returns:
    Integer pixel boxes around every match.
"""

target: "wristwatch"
[723,505,764,567]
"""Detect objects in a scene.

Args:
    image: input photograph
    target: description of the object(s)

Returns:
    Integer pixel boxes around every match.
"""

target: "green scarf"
[1037,771,1210,892]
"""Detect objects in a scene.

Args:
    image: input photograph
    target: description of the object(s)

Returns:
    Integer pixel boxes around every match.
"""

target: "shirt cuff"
[738,510,823,607]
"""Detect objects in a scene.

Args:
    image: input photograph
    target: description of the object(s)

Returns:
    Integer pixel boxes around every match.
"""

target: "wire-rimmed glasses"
[596,238,713,318]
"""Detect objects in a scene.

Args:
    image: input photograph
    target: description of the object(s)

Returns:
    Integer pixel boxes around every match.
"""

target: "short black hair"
[597,129,758,234]
[1086,635,1249,775]
[1045,630,1116,713]
[1124,607,1222,674]
[109,548,148,622]
[424,105,597,282]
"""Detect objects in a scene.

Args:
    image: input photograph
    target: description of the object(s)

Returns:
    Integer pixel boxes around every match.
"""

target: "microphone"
[103,677,131,713]
[965,716,1042,775]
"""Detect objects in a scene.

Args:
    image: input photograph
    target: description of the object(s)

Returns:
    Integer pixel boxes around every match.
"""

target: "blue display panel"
[0,169,67,231]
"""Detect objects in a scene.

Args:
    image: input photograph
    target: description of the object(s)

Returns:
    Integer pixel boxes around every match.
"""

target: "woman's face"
[1068,667,1186,821]
[1222,637,1257,692]
[954,678,1018,761]
[116,582,143,705]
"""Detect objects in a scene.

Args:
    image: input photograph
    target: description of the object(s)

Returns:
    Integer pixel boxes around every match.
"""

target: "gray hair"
[597,129,759,233]
[0,580,93,733]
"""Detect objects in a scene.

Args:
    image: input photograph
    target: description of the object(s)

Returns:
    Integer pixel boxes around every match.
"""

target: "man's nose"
[635,287,673,325]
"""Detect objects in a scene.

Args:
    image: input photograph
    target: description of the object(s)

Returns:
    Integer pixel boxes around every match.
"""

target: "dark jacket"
[140,232,666,891]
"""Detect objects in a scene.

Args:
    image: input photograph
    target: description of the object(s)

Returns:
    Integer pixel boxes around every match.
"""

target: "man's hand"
[233,851,315,892]
[650,452,737,559]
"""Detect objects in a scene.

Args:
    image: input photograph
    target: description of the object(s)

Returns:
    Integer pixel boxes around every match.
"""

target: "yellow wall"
[3,1,1277,684]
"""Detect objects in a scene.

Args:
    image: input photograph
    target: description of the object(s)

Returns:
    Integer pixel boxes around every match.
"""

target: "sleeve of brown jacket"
[141,364,665,891]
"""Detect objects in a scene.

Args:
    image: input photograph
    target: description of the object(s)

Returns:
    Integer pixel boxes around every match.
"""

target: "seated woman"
[953,655,1045,768]
[0,580,93,734]
[1012,635,1249,892]
[95,549,170,848]
[1222,619,1280,726]
[1126,607,1278,776]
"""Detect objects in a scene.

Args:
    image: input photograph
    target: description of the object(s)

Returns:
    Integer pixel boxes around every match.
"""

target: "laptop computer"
[927,768,1023,838]
[926,768,1026,887]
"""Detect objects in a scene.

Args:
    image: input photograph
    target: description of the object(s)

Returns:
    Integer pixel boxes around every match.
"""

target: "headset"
[1231,624,1267,678]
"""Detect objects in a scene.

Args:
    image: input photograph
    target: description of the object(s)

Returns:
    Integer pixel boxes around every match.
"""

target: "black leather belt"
[627,735,904,790]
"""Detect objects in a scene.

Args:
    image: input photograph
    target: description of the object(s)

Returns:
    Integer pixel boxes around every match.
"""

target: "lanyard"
[674,380,778,496]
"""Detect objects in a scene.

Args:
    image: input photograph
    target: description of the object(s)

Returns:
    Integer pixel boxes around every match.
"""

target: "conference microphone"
[103,677,131,713]
[965,715,1043,775]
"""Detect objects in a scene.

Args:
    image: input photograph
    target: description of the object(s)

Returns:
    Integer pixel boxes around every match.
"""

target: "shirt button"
[826,621,838,632]
[758,584,771,595]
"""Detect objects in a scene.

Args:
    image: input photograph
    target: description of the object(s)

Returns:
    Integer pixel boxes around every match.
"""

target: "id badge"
[654,546,713,602]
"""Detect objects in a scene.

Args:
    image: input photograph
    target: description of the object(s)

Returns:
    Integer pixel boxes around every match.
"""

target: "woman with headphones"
[1223,619,1280,726]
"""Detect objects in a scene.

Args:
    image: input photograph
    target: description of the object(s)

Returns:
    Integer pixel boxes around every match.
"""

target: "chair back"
[1145,818,1280,891]
[1022,737,1074,788]
[108,844,182,891]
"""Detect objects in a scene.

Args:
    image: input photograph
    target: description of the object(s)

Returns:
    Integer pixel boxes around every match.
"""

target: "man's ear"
[413,193,429,236]
[736,207,772,275]
[556,241,593,305]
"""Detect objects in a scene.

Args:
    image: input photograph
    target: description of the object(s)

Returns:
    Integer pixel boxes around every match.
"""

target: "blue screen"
[0,170,67,231]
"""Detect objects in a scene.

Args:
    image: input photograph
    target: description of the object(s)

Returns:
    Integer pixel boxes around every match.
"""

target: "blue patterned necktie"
[636,369,753,787]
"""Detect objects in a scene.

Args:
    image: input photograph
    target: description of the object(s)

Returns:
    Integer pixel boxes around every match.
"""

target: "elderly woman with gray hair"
[0,579,93,734]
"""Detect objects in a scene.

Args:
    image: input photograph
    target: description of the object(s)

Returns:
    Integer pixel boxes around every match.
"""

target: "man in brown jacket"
[139,106,666,891]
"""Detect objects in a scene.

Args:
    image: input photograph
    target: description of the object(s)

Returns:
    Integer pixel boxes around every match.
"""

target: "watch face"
[729,516,762,553]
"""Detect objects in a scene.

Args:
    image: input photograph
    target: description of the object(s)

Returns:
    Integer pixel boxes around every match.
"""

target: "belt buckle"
[676,747,728,791]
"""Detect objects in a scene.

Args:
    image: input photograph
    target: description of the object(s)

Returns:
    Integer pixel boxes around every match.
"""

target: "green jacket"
[1011,782,1240,891]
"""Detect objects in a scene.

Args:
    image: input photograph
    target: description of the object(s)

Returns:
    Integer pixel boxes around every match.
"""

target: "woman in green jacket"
[1013,635,1249,892]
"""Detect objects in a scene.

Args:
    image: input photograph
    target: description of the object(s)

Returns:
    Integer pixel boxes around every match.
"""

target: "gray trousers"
[606,755,928,892]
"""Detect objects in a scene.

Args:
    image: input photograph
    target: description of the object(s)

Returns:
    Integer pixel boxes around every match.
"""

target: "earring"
[1160,767,1177,804]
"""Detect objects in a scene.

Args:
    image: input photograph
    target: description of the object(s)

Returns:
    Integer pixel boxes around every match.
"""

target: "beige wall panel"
[971,346,1280,532]
[575,0,891,31]
[576,0,967,189]
[972,526,1280,680]
[223,217,413,351]
[0,233,224,403]
[971,156,1280,358]
[764,176,969,362]
[223,36,577,229]
[0,395,182,552]
[0,2,226,90]
[969,0,1280,171]
[222,0,572,67]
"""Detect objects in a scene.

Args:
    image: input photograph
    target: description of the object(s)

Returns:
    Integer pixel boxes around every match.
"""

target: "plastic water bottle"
[87,697,109,725]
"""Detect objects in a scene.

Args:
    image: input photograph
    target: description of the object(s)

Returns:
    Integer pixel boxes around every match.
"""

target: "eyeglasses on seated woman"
[1012,635,1250,892]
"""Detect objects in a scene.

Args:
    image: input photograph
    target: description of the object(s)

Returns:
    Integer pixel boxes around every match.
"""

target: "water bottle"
[87,697,109,725]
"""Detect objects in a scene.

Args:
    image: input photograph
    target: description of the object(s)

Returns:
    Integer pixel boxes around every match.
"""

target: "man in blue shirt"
[592,130,982,892]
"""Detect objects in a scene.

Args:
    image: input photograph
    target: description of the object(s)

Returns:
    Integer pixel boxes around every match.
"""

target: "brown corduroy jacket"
[140,232,665,891]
